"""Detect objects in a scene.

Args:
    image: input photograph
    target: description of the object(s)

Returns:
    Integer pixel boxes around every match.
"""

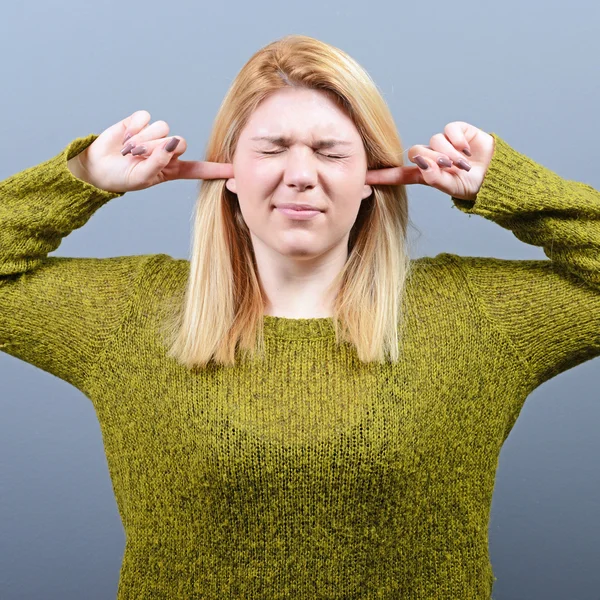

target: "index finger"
[366,165,423,186]
[175,160,234,180]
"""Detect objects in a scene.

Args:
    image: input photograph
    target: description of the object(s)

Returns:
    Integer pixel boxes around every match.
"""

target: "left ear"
[361,184,373,199]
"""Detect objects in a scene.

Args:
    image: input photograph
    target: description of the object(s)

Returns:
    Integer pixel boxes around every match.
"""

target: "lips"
[276,203,324,211]
[275,206,323,220]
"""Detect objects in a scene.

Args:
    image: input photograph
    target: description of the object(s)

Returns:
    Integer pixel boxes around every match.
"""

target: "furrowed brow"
[250,135,352,149]
[251,135,291,145]
[314,139,352,149]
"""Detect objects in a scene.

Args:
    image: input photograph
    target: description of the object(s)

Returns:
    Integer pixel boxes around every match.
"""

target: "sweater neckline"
[262,315,336,339]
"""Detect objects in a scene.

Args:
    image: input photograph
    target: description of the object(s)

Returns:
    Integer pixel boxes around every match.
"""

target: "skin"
[225,87,373,318]
[69,107,494,318]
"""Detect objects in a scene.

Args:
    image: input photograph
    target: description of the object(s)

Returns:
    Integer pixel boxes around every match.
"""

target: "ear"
[226,178,237,194]
[361,184,372,199]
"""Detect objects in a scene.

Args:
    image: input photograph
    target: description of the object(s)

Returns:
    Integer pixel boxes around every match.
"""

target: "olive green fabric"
[2,133,599,599]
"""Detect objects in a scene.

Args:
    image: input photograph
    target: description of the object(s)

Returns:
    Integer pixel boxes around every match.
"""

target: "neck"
[253,237,347,319]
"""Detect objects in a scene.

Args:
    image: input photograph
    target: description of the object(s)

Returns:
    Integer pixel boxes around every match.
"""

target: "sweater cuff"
[44,133,126,227]
[450,133,563,219]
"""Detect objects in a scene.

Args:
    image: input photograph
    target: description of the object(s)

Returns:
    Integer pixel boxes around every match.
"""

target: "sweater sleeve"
[447,133,600,389]
[0,134,153,393]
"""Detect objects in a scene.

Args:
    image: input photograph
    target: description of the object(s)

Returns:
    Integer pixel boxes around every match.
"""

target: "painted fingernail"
[437,156,453,168]
[463,148,472,157]
[121,143,135,156]
[456,159,471,171]
[131,145,147,156]
[165,137,180,152]
[123,132,133,145]
[414,155,429,169]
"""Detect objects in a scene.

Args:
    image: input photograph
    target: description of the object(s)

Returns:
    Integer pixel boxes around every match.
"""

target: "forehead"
[241,87,360,141]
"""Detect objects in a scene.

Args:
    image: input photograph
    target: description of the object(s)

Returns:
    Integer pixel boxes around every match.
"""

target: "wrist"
[67,150,97,187]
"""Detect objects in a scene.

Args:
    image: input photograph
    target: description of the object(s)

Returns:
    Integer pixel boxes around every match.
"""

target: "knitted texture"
[1,133,599,599]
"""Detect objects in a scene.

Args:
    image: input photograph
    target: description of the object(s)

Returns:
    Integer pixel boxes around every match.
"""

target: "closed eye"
[260,150,348,159]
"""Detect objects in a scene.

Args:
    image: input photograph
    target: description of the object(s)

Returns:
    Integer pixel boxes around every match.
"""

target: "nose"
[283,149,318,192]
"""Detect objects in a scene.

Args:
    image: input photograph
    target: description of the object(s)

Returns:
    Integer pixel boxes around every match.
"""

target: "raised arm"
[0,110,232,393]
[448,135,600,389]
[0,134,148,392]
[366,120,600,390]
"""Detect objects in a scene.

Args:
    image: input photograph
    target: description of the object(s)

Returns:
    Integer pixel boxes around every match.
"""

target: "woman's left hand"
[366,121,495,201]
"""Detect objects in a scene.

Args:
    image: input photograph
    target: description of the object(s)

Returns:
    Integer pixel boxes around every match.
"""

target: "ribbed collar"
[262,315,336,340]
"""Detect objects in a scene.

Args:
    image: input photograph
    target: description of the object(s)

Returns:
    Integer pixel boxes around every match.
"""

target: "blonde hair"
[161,34,414,369]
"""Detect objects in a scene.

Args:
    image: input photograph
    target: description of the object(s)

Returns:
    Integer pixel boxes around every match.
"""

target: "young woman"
[2,34,598,599]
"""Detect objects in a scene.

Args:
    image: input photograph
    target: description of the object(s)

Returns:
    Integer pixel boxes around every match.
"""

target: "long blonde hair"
[161,34,414,369]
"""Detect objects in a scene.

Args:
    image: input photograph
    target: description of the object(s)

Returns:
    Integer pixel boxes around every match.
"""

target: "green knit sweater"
[1,132,599,600]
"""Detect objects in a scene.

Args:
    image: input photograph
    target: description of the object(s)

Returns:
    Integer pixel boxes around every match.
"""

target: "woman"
[1,34,598,599]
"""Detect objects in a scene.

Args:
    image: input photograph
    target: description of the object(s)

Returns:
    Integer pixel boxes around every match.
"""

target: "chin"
[278,247,320,259]
[270,235,321,256]
[270,240,322,258]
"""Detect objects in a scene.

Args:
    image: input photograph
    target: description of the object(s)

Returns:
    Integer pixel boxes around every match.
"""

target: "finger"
[443,121,477,156]
[129,137,233,181]
[124,136,234,180]
[428,133,472,170]
[97,110,150,147]
[407,144,444,165]
[124,120,170,148]
[175,160,234,180]
[365,165,423,185]
[127,137,189,183]
[122,135,188,158]
[121,110,152,144]
[408,144,466,172]
[405,150,446,186]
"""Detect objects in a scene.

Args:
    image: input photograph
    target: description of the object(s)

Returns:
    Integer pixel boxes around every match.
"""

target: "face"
[226,87,372,264]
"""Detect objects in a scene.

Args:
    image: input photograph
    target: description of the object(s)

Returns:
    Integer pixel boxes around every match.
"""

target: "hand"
[366,122,495,201]
[67,110,234,193]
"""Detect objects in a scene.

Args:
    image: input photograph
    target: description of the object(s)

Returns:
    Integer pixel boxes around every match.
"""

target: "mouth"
[275,203,324,212]
[275,206,323,220]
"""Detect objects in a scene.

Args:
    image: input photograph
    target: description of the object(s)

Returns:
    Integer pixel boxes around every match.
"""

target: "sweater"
[1,132,599,600]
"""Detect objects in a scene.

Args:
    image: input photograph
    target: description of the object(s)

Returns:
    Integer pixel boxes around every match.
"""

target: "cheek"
[327,168,367,220]
[235,172,277,221]
[327,167,365,197]
[239,164,278,197]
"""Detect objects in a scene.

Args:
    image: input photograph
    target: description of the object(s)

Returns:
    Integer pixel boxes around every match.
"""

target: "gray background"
[1,0,598,598]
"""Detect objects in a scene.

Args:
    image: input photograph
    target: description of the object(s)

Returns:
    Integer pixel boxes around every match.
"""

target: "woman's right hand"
[67,110,233,193]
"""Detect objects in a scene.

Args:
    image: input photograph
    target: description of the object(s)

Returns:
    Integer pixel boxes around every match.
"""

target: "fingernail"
[463,148,472,157]
[437,156,453,168]
[123,132,133,145]
[414,155,429,169]
[121,143,135,156]
[165,137,180,152]
[456,159,471,171]
[131,146,147,156]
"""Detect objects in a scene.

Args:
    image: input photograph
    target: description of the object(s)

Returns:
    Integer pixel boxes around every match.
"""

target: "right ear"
[225,178,237,194]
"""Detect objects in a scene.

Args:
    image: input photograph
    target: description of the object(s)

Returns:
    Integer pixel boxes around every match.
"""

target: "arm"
[0,135,152,393]
[449,133,600,389]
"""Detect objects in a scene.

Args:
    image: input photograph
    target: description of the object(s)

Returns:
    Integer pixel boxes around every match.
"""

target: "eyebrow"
[250,135,352,149]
